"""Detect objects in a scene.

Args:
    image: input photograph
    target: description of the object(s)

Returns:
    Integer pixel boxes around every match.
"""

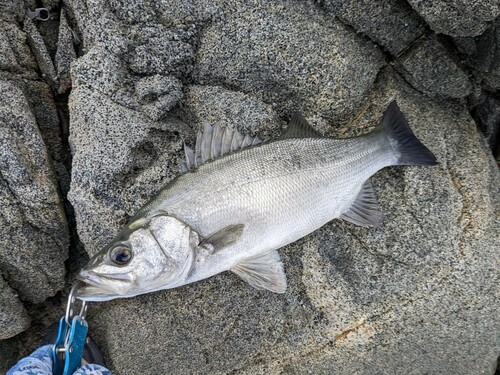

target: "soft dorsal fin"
[180,124,262,173]
[278,112,322,140]
[231,251,287,293]
[340,180,383,227]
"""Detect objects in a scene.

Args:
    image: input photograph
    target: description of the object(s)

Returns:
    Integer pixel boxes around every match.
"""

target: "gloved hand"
[6,344,112,375]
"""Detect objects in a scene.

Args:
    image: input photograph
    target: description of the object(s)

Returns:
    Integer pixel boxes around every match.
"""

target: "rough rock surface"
[322,0,425,55]
[0,0,499,374]
[463,19,500,92]
[396,34,472,98]
[406,0,500,37]
[76,67,499,374]
[0,274,30,339]
[194,1,385,123]
[0,79,68,303]
[0,13,69,341]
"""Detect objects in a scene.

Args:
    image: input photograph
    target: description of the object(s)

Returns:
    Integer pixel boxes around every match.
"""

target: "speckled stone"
[74,69,500,375]
[0,80,68,303]
[406,0,500,37]
[0,21,37,78]
[0,274,30,339]
[1,0,499,373]
[396,35,472,98]
[24,18,58,89]
[322,0,425,55]
[135,75,184,121]
[194,0,385,123]
[55,9,77,94]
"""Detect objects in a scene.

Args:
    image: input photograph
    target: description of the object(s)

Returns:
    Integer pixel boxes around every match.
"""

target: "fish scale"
[76,101,437,301]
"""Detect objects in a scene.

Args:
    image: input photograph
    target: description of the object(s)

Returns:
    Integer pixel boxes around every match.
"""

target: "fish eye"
[110,246,132,265]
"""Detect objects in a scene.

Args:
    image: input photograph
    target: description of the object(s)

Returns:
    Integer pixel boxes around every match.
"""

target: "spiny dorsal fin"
[278,112,322,140]
[340,180,383,227]
[231,250,287,293]
[199,224,245,252]
[180,124,262,172]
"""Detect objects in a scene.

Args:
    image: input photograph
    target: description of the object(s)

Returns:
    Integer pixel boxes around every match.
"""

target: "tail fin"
[377,101,438,166]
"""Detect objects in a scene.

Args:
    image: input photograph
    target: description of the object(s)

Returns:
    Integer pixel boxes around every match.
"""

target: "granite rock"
[406,0,500,37]
[0,80,69,304]
[24,18,58,89]
[73,67,499,374]
[396,34,472,98]
[0,21,38,78]
[55,9,78,94]
[0,273,30,340]
[194,0,385,123]
[322,0,425,55]
[469,92,500,160]
[1,0,499,374]
[468,20,500,92]
[135,75,184,121]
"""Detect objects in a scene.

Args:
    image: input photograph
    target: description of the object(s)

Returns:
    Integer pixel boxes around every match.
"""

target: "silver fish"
[77,101,437,301]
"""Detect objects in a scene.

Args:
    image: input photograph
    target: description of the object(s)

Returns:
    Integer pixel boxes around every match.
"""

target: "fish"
[76,101,437,301]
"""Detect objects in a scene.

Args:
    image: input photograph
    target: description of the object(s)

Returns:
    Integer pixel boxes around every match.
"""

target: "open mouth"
[76,270,133,301]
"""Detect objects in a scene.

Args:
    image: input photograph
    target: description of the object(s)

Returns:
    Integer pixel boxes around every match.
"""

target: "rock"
[0,1,24,23]
[71,66,500,374]
[0,274,30,340]
[135,75,184,121]
[194,0,385,123]
[468,20,500,92]
[127,23,196,77]
[396,34,472,98]
[322,0,425,55]
[0,80,68,303]
[174,85,282,139]
[55,9,78,94]
[406,0,500,37]
[24,18,58,89]
[0,21,38,78]
[71,44,136,108]
[2,0,497,374]
[469,92,500,160]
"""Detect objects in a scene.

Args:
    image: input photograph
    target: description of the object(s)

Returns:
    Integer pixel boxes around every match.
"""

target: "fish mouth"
[76,270,133,301]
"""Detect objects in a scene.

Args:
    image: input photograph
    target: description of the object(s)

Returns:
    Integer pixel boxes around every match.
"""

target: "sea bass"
[77,101,437,301]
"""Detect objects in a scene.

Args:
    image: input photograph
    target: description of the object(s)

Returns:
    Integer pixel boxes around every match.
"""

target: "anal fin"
[340,180,383,227]
[232,251,287,293]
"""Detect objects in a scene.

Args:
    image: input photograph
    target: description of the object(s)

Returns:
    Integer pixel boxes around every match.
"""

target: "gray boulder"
[406,0,500,37]
[322,0,425,55]
[0,273,30,339]
[0,79,68,303]
[396,34,472,98]
[63,0,499,372]
[1,0,499,374]
[194,0,385,122]
[73,67,499,374]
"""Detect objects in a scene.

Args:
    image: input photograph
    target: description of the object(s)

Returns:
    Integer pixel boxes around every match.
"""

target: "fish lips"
[76,269,134,301]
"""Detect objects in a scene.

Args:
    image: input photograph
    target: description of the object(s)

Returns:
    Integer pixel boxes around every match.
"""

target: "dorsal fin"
[340,180,383,227]
[278,112,322,140]
[180,124,262,172]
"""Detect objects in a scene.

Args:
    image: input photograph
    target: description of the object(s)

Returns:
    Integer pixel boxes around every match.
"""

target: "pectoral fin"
[200,224,245,252]
[340,180,383,227]
[232,251,287,293]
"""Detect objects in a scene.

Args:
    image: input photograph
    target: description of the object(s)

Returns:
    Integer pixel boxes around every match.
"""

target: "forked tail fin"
[377,101,438,166]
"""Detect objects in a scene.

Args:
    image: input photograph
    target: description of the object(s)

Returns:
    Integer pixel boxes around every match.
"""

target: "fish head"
[76,214,198,301]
